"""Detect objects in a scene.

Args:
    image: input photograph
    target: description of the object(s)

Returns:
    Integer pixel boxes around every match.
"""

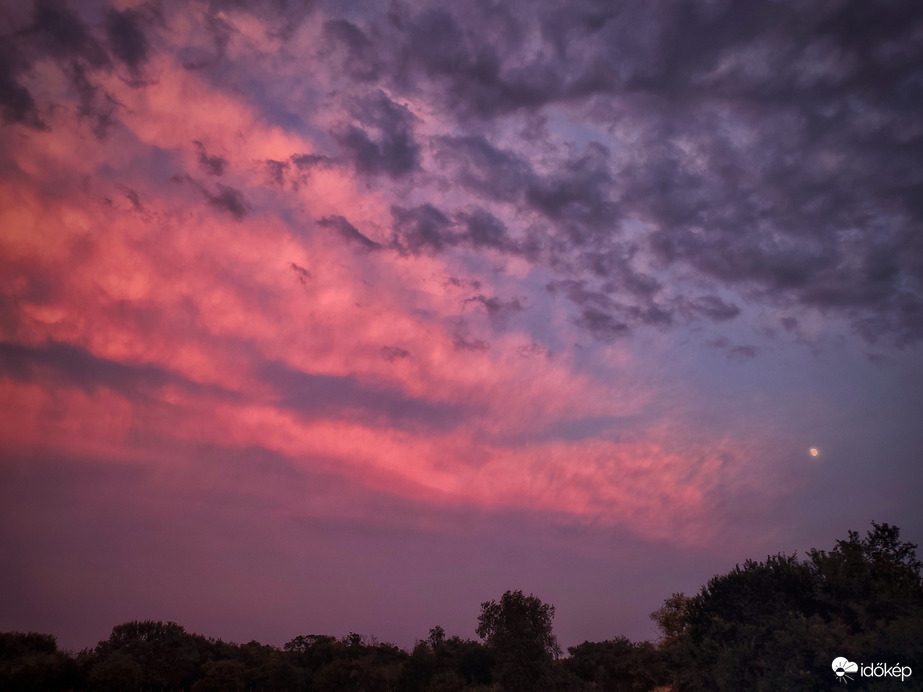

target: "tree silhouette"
[428,625,446,650]
[92,620,208,690]
[566,636,669,691]
[477,589,561,691]
[651,522,923,691]
[0,632,75,692]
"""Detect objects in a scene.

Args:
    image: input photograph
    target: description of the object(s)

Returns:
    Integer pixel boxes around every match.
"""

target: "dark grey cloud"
[433,136,625,263]
[0,2,117,134]
[464,294,525,318]
[291,262,311,286]
[315,0,923,345]
[175,175,248,219]
[517,342,549,359]
[680,295,742,323]
[0,315,450,435]
[708,337,758,360]
[575,308,629,342]
[458,208,510,250]
[0,340,159,393]
[266,159,288,186]
[322,19,382,81]
[730,345,758,359]
[380,346,410,363]
[453,336,490,352]
[524,142,618,242]
[397,7,562,119]
[105,8,149,75]
[207,184,249,220]
[69,62,118,138]
[317,215,381,250]
[27,0,109,67]
[336,92,419,178]
[592,0,923,344]
[852,293,923,346]
[444,276,481,291]
[576,246,661,300]
[193,141,226,176]
[0,47,45,129]
[291,153,331,170]
[387,203,524,257]
[0,340,233,400]
[391,204,452,255]
[123,187,143,212]
[436,135,619,241]
[258,359,462,431]
[456,208,535,257]
[436,136,530,203]
[547,279,672,341]
[266,154,333,188]
[180,13,231,70]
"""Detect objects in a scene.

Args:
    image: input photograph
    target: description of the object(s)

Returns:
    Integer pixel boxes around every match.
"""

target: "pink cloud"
[0,2,793,557]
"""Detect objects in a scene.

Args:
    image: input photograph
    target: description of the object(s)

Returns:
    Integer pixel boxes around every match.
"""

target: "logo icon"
[833,657,858,683]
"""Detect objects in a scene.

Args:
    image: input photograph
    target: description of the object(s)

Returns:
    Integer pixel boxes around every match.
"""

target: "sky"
[1,0,922,653]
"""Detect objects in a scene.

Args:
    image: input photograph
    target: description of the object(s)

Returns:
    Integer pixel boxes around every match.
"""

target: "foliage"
[566,636,669,691]
[477,589,562,691]
[94,620,209,689]
[398,632,496,691]
[0,632,75,692]
[190,659,246,692]
[651,522,923,691]
[86,650,144,692]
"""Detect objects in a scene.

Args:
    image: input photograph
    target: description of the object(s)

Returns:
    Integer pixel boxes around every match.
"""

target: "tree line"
[2,522,921,691]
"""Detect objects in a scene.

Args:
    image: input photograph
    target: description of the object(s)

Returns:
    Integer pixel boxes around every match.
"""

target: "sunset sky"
[2,0,922,652]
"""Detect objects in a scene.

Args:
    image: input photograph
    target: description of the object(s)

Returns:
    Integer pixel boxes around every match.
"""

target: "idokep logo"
[832,657,913,684]
[832,658,858,683]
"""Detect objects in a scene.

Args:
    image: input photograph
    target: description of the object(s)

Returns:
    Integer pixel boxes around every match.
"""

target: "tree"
[428,625,446,650]
[191,659,246,692]
[398,640,439,692]
[649,593,690,645]
[651,522,923,691]
[809,521,923,682]
[453,638,495,687]
[477,589,561,691]
[86,652,144,692]
[284,633,341,673]
[94,620,207,689]
[566,636,669,691]
[0,632,73,692]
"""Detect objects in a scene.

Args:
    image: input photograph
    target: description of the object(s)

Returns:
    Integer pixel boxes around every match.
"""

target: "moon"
[809,448,819,457]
